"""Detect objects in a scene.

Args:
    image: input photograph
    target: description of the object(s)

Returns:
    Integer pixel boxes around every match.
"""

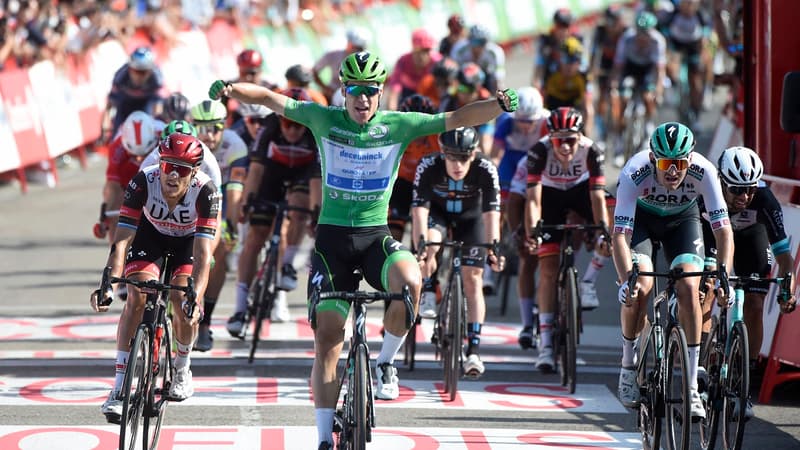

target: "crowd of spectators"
[0,0,416,72]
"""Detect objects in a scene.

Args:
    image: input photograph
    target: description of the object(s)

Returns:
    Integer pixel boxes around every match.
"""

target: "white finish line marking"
[0,377,626,413]
[0,426,642,449]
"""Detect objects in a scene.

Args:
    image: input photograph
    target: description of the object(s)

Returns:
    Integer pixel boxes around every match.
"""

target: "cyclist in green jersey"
[209,51,518,450]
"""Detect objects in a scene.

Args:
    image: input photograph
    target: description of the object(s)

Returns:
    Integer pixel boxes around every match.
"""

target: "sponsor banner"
[65,55,104,144]
[0,92,21,172]
[0,69,49,168]
[0,426,642,450]
[0,376,625,412]
[26,60,84,157]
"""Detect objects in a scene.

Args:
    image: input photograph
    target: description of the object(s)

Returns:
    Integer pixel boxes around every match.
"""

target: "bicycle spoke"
[699,316,722,450]
[144,316,172,450]
[638,328,662,450]
[353,344,369,450]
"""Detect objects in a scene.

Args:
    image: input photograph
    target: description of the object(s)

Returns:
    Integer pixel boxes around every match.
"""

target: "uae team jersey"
[118,165,221,239]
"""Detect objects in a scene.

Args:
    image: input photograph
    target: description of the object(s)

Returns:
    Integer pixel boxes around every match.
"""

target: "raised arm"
[444,89,518,130]
[209,80,290,116]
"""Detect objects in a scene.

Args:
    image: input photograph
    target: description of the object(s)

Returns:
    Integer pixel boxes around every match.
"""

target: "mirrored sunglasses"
[160,160,194,177]
[726,185,757,196]
[345,85,381,97]
[551,136,579,147]
[655,158,690,171]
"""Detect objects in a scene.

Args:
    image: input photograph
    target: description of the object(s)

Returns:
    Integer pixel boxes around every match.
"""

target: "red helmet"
[237,49,263,70]
[447,14,464,32]
[547,107,584,133]
[159,133,204,166]
[282,87,312,102]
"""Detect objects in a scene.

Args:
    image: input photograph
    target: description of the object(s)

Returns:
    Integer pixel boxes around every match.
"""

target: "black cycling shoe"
[518,326,535,350]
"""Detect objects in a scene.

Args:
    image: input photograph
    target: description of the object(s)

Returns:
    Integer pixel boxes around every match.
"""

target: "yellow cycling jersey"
[543,71,589,109]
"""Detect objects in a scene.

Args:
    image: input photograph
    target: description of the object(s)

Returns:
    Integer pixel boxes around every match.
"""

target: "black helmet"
[438,127,479,154]
[285,64,312,85]
[432,57,459,81]
[399,94,437,114]
[163,92,190,122]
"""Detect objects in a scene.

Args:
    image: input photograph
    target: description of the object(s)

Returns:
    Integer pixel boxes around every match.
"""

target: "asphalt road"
[1,45,798,449]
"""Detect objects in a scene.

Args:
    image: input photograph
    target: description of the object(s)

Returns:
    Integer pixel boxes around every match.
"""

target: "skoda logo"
[368,125,388,139]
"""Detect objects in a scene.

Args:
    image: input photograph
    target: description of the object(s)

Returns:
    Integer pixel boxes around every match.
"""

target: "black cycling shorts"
[124,218,195,280]
[631,203,704,269]
[427,210,486,267]
[251,159,313,226]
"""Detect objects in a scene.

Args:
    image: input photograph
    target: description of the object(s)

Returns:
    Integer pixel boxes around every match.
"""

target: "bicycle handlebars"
[97,266,198,317]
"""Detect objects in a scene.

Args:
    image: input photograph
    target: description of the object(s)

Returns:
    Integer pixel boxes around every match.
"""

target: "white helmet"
[717,146,764,186]
[513,87,545,120]
[121,111,159,156]
[346,27,371,49]
[238,103,271,119]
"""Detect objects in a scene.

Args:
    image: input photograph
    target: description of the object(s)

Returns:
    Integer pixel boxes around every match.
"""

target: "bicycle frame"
[532,221,607,392]
[310,284,412,450]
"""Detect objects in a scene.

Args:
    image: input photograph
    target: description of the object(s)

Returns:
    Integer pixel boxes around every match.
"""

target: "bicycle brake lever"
[402,285,415,330]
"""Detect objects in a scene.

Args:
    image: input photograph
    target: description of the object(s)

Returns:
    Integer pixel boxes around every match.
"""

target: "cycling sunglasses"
[280,117,304,129]
[344,84,381,97]
[655,158,690,171]
[726,185,757,196]
[551,136,579,147]
[444,152,472,163]
[160,160,194,177]
[197,123,224,135]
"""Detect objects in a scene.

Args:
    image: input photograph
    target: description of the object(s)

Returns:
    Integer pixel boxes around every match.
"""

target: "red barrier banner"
[160,30,215,103]
[65,56,103,144]
[0,70,49,168]
[0,94,21,173]
[27,61,84,157]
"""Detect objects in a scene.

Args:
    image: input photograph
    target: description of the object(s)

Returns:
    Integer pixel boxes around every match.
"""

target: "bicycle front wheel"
[664,325,691,450]
[119,325,150,450]
[352,343,370,450]
[249,253,276,363]
[444,275,462,401]
[561,268,579,393]
[144,317,172,450]
[699,315,722,450]
[638,325,662,450]
[722,321,749,450]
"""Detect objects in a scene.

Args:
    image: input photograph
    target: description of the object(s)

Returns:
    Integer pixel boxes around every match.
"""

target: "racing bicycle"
[699,271,793,450]
[531,221,608,394]
[309,274,413,450]
[96,255,197,450]
[627,243,718,450]
[418,237,500,401]
[237,199,312,363]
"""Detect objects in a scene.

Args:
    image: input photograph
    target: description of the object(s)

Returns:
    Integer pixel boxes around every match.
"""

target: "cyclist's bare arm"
[189,236,215,316]
[106,227,136,282]
[444,93,505,130]
[589,187,609,230]
[611,231,634,285]
[482,210,504,271]
[221,82,289,116]
[410,206,430,258]
[524,183,542,243]
[102,181,124,237]
[776,251,797,309]
[225,167,247,224]
[239,161,265,222]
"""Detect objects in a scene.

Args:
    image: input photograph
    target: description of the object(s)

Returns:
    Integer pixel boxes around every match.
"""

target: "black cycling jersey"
[411,152,501,219]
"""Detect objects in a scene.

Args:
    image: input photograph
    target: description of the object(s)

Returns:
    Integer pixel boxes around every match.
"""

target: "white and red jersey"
[118,165,221,239]
[526,135,605,190]
[105,135,144,187]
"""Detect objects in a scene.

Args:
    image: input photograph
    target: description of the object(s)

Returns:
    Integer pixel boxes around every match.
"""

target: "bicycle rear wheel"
[664,325,691,450]
[699,315,722,450]
[638,326,662,450]
[722,321,749,450]
[562,268,579,393]
[119,326,150,450]
[249,253,276,363]
[348,343,370,450]
[144,317,172,450]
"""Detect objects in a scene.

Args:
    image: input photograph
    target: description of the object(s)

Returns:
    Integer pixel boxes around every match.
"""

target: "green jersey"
[284,100,446,227]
